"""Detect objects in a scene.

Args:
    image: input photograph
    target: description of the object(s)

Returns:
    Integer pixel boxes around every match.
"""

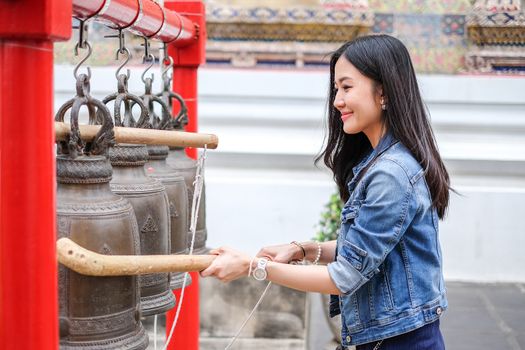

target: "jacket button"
[346,335,352,342]
[436,307,442,315]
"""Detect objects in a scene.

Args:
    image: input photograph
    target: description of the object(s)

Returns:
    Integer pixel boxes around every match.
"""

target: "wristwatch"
[252,258,269,281]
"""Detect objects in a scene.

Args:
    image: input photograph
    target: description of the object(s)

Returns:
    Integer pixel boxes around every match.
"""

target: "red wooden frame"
[0,1,205,349]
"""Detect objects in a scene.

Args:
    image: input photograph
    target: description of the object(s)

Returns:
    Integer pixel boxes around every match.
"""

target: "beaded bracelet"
[312,241,322,265]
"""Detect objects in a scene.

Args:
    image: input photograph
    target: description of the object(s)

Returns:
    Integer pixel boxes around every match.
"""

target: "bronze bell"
[158,71,208,255]
[55,73,148,349]
[146,145,190,289]
[101,74,175,316]
[142,77,191,290]
[109,144,175,315]
[167,146,208,254]
[164,92,208,255]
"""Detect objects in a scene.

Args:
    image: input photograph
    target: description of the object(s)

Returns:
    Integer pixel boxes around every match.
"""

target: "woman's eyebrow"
[336,76,353,83]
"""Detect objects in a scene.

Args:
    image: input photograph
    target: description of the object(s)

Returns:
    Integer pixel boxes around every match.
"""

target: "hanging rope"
[158,143,272,350]
[162,144,208,350]
[224,281,272,350]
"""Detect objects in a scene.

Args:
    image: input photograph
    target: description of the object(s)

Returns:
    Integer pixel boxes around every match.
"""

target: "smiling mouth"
[341,112,353,122]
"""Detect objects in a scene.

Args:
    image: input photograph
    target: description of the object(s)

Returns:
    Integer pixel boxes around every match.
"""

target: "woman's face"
[333,56,384,147]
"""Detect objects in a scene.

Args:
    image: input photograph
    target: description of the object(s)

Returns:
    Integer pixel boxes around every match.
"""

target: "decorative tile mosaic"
[205,2,372,43]
[53,1,524,74]
[321,0,370,8]
[395,14,443,47]
[409,46,468,73]
[442,15,466,36]
[368,12,469,73]
[206,3,373,25]
[368,0,471,14]
[465,1,525,73]
[372,13,394,33]
[472,0,522,12]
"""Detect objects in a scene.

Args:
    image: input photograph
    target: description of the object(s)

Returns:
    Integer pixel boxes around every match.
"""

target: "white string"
[153,314,158,350]
[162,145,207,350]
[224,281,272,350]
[159,144,272,350]
[225,253,272,349]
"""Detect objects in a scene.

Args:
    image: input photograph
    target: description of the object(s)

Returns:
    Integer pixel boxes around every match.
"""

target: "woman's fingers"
[257,247,276,258]
[257,243,297,263]
[200,247,223,277]
[199,247,250,282]
[200,264,216,277]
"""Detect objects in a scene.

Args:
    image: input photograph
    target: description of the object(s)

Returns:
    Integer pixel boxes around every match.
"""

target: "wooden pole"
[56,238,216,276]
[54,122,219,149]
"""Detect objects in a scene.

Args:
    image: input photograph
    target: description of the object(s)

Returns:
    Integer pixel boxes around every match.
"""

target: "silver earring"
[380,98,387,111]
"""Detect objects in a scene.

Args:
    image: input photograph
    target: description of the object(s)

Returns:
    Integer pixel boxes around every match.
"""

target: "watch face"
[253,268,267,281]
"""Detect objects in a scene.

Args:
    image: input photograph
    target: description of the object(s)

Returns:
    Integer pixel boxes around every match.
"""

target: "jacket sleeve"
[327,159,416,296]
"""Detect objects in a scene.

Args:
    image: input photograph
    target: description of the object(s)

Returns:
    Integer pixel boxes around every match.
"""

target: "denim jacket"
[327,132,447,347]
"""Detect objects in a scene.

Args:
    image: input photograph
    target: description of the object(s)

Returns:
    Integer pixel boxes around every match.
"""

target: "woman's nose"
[333,96,345,109]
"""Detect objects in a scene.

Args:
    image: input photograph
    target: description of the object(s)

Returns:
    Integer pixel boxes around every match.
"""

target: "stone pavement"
[309,282,525,350]
[440,282,525,350]
[145,281,525,349]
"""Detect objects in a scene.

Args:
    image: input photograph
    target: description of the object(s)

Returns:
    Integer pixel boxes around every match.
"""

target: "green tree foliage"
[314,192,343,242]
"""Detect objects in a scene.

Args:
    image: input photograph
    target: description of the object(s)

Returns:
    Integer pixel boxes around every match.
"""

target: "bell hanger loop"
[73,19,92,80]
[161,56,174,83]
[141,53,156,84]
[161,42,173,82]
[115,47,131,80]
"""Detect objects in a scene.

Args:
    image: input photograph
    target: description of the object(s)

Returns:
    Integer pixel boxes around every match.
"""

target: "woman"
[201,34,449,350]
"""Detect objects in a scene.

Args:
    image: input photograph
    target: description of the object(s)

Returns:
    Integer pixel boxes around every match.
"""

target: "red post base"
[0,1,70,348]
[166,272,201,349]
[0,39,58,350]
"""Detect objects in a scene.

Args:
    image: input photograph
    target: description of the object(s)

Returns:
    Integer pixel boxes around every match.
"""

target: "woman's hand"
[200,246,252,283]
[257,243,303,264]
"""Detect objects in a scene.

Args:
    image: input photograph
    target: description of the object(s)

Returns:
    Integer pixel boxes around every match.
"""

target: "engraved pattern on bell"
[169,201,179,218]
[56,158,147,349]
[145,145,190,290]
[56,74,147,349]
[56,155,113,184]
[109,143,175,316]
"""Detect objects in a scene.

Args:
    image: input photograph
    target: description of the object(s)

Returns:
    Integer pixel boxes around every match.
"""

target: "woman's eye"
[342,86,352,90]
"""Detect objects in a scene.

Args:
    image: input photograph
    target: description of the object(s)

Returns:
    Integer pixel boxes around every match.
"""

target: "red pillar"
[0,1,71,349]
[164,1,206,349]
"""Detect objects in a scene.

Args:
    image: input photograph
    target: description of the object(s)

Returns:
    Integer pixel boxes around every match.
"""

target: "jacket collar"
[348,131,399,189]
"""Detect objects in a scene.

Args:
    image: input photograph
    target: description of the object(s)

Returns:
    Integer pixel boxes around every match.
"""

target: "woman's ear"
[376,84,387,111]
[376,84,384,100]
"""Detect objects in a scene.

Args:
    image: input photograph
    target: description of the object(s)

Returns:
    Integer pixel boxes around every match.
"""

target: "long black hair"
[315,34,450,219]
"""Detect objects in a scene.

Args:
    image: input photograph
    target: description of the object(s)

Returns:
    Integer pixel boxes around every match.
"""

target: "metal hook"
[161,56,174,81]
[115,47,131,80]
[141,53,156,84]
[105,29,127,56]
[73,41,92,80]
[73,19,89,50]
[141,36,151,59]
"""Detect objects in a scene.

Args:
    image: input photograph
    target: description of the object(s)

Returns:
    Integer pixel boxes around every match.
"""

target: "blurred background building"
[54,1,525,348]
